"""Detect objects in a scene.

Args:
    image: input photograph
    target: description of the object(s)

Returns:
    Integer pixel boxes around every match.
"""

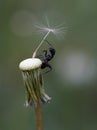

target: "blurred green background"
[1,0,97,130]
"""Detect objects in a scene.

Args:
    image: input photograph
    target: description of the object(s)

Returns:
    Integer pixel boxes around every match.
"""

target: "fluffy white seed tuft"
[19,58,42,71]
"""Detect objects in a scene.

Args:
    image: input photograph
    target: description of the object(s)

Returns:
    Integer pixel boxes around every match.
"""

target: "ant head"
[49,47,55,53]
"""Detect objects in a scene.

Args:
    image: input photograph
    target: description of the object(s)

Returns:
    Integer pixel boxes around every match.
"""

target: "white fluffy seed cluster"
[19,58,42,71]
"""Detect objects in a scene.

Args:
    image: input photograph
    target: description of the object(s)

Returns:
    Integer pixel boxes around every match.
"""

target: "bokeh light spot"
[56,50,96,86]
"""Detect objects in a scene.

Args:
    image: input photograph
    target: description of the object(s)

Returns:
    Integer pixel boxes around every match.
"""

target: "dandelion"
[19,16,66,130]
[19,58,51,130]
[19,58,51,107]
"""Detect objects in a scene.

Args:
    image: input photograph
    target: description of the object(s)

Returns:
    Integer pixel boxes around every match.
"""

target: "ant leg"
[44,63,52,74]
[43,50,48,57]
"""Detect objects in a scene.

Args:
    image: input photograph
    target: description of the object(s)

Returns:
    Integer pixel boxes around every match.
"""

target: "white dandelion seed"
[32,16,67,57]
[32,18,66,38]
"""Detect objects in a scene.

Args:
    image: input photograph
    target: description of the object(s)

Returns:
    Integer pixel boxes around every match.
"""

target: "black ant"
[37,40,56,73]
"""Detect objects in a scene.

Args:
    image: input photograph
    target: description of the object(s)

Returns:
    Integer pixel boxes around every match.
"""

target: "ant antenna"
[44,40,53,47]
[32,29,53,58]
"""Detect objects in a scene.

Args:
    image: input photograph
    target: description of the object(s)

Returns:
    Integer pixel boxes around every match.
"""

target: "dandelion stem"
[35,101,44,130]
[32,30,51,58]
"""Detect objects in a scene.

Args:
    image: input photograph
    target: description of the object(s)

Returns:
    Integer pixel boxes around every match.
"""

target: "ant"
[37,40,56,73]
